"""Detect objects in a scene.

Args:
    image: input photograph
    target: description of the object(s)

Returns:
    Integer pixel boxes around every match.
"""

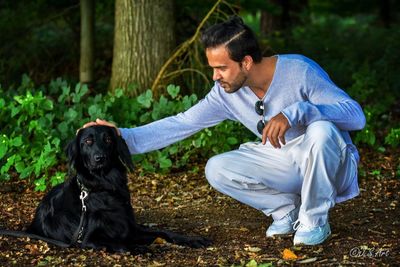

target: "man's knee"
[305,121,345,150]
[205,154,229,189]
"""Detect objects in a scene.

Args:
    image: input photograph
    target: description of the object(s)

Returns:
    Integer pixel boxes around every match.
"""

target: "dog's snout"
[94,154,106,162]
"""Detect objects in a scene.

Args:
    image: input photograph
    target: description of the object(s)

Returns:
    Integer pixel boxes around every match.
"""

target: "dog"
[0,125,210,252]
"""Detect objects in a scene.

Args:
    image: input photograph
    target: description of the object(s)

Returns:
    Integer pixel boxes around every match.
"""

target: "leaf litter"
[0,147,399,266]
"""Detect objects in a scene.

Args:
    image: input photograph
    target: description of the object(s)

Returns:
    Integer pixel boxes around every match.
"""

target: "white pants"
[205,121,357,227]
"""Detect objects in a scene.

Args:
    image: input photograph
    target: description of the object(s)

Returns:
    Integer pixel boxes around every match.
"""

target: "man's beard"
[219,71,247,94]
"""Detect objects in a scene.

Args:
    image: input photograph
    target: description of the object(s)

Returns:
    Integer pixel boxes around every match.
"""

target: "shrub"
[0,78,254,190]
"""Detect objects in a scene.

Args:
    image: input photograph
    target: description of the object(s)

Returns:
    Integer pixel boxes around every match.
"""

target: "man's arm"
[119,86,229,154]
[281,67,366,131]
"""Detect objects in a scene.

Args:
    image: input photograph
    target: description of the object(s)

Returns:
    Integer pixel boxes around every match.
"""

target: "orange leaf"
[282,248,298,260]
[153,237,167,244]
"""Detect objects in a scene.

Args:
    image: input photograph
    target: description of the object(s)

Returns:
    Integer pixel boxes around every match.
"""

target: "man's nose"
[213,69,221,81]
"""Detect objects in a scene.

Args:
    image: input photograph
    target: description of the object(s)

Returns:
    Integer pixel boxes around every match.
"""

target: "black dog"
[0,125,210,252]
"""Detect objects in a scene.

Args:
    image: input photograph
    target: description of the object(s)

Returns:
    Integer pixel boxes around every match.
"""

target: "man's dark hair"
[200,16,262,63]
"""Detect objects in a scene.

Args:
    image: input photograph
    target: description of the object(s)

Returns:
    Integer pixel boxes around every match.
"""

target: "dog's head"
[66,125,134,174]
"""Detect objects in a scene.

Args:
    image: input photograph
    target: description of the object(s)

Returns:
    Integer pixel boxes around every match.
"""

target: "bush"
[0,77,254,190]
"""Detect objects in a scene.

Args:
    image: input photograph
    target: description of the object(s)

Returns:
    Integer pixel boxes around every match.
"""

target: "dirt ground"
[0,147,399,266]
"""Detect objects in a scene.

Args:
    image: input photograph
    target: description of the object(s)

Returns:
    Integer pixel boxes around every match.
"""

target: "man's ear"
[241,55,253,71]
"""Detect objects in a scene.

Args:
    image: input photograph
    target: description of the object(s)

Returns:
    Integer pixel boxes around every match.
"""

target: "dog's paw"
[176,236,212,248]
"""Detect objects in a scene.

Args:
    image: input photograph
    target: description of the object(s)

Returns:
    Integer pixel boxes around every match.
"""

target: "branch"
[151,0,224,96]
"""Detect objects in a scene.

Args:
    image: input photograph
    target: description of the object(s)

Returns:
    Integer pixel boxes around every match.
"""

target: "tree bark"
[111,0,175,96]
[80,0,95,85]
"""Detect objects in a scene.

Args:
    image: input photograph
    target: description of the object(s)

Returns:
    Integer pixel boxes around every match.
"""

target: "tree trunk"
[80,0,95,85]
[111,0,175,96]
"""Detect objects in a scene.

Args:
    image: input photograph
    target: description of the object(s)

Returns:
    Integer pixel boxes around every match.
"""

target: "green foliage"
[385,128,400,147]
[0,79,254,190]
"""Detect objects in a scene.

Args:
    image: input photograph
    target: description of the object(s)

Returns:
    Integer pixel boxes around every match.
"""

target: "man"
[83,16,365,246]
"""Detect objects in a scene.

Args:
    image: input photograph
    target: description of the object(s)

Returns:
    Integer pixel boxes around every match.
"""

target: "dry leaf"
[153,237,167,244]
[244,246,262,253]
[282,248,298,260]
[297,257,318,264]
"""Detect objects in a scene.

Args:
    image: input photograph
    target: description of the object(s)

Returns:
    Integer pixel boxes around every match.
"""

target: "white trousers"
[205,121,357,227]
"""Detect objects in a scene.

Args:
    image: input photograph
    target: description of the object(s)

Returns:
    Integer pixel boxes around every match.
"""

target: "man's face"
[206,45,247,94]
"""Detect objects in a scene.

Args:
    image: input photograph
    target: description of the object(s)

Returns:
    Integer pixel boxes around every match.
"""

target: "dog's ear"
[112,129,134,172]
[65,132,81,170]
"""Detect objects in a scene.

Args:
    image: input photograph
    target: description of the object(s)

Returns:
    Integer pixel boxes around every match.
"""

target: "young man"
[83,16,365,245]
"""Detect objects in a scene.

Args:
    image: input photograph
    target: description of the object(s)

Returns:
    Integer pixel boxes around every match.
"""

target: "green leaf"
[15,161,25,173]
[57,121,69,136]
[158,154,172,169]
[11,106,21,117]
[0,136,7,159]
[88,104,102,119]
[50,172,66,186]
[167,84,180,99]
[20,166,34,179]
[245,259,258,267]
[10,136,23,147]
[72,83,89,103]
[192,138,202,148]
[114,88,124,98]
[41,99,54,111]
[65,108,78,121]
[141,159,156,172]
[34,177,47,192]
[137,90,153,108]
[227,137,238,145]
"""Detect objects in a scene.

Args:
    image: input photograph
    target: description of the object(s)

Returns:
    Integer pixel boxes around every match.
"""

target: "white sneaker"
[266,207,299,237]
[293,221,331,245]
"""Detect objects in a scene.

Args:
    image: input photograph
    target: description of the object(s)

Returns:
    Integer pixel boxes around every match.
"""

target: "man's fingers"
[95,118,121,136]
[76,119,120,136]
[76,121,97,135]
[96,118,114,127]
[262,122,270,145]
[83,121,98,128]
[270,126,281,148]
[279,134,286,146]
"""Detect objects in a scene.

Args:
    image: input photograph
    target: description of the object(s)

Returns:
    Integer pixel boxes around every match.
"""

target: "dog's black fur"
[0,125,210,252]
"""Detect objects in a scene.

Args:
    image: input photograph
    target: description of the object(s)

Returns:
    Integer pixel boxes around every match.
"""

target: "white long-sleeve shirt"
[120,54,365,162]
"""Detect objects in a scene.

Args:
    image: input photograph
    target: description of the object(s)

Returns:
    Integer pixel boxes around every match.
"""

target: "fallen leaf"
[297,257,318,264]
[245,246,262,253]
[153,237,167,244]
[282,248,298,260]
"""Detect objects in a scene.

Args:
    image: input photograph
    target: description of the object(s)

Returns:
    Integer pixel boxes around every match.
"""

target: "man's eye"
[85,138,93,145]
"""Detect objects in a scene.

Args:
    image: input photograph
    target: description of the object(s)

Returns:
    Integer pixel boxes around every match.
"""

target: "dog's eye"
[85,138,93,145]
[105,136,112,144]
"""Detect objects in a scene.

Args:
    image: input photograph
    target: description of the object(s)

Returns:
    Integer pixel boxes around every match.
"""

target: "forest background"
[0,0,399,266]
[0,0,399,192]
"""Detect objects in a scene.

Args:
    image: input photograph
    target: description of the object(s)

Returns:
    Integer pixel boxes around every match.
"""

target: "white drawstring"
[293,219,301,231]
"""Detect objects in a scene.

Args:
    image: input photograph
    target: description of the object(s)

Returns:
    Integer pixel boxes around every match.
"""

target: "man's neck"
[246,56,277,99]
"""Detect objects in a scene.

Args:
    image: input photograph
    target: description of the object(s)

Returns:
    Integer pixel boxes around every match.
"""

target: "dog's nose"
[94,154,106,162]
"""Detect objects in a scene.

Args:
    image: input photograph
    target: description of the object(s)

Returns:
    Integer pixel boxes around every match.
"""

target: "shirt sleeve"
[281,66,366,131]
[119,85,230,154]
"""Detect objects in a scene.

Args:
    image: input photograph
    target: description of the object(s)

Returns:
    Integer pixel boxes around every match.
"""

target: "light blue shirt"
[120,54,365,160]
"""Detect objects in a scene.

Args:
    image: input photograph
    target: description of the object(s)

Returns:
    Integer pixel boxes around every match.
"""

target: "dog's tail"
[0,229,71,248]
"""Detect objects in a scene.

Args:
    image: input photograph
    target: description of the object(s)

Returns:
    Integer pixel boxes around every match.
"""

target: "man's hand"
[77,118,121,136]
[261,112,290,148]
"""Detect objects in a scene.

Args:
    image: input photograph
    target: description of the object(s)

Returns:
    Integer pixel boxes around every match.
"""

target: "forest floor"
[0,147,399,266]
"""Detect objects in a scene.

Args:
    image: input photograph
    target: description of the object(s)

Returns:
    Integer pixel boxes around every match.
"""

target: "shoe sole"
[266,230,296,238]
[293,230,331,246]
